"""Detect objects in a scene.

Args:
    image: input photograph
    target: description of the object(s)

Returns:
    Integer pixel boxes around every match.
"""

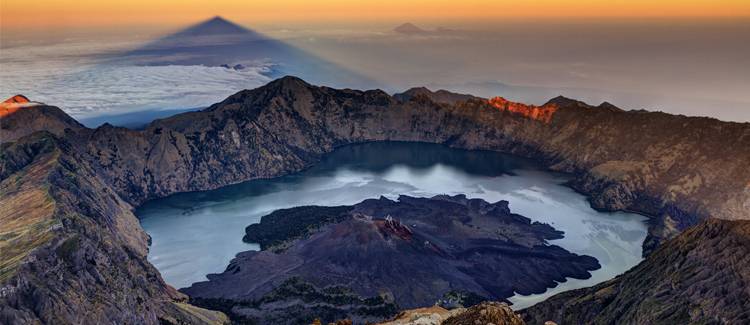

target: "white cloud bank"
[1,39,271,118]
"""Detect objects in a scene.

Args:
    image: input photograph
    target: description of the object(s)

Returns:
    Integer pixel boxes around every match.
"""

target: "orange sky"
[3,0,750,30]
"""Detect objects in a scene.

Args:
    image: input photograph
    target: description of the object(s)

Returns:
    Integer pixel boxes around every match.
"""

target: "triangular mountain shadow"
[169,16,253,37]
[118,16,379,90]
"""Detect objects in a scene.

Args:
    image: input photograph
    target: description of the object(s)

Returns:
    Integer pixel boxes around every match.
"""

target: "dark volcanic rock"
[522,218,750,325]
[191,277,399,325]
[243,205,353,251]
[182,195,599,324]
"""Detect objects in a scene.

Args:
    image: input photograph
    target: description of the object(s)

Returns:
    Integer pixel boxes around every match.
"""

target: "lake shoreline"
[137,141,648,310]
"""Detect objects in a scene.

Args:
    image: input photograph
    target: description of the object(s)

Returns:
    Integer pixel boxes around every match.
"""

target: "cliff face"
[486,96,558,123]
[1,77,749,323]
[76,77,750,253]
[522,218,750,324]
[0,135,226,324]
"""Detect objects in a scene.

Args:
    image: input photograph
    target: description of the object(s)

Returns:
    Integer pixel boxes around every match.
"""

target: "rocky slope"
[377,302,527,325]
[62,77,750,254]
[182,195,598,324]
[0,96,83,142]
[0,133,227,324]
[1,77,749,323]
[522,218,750,324]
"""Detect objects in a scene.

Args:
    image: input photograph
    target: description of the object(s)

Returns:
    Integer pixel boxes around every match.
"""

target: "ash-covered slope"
[182,195,598,324]
[522,218,750,324]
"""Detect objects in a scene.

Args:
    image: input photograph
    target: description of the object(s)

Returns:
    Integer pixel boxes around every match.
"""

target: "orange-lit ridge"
[0,94,36,118]
[486,97,558,123]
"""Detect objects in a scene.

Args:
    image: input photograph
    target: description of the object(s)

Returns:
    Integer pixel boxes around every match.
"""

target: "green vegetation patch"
[243,205,352,251]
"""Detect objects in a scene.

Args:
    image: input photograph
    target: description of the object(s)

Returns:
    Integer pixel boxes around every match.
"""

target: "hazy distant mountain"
[120,16,377,89]
[393,22,460,35]
[394,22,430,35]
[394,86,481,104]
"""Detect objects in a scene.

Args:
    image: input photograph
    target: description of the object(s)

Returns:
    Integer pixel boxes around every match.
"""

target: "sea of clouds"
[0,39,271,118]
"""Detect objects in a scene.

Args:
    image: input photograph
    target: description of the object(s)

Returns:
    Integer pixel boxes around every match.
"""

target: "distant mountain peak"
[394,87,480,105]
[394,22,429,35]
[3,94,30,104]
[1,94,40,116]
[544,95,588,108]
[268,75,311,89]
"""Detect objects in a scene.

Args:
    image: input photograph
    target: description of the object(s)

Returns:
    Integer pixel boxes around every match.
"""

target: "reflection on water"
[136,142,647,309]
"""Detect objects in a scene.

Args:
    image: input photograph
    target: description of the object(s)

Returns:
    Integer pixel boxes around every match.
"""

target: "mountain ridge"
[522,218,750,324]
[1,77,749,323]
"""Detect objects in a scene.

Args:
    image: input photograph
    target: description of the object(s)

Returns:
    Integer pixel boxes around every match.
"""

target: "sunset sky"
[2,0,749,122]
[3,0,750,30]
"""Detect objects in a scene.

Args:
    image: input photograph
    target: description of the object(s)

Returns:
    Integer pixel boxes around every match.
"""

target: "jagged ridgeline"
[1,76,749,324]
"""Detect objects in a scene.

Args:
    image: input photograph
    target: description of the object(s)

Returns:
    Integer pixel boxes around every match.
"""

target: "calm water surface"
[137,142,648,309]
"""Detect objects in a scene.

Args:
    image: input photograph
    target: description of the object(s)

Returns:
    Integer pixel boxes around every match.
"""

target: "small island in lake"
[182,195,600,324]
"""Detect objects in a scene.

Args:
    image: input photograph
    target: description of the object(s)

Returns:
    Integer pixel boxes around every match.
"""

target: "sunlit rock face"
[0,94,33,118]
[2,94,30,105]
[487,97,558,123]
[0,95,82,143]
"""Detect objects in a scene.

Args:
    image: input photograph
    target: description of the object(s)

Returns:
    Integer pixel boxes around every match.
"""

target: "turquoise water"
[137,142,648,309]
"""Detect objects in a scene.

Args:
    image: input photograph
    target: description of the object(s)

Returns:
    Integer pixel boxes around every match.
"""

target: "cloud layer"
[1,39,271,118]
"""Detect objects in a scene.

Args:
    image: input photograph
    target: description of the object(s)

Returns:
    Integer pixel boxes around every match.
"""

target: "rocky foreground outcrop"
[1,77,749,323]
[522,218,750,324]
[182,195,598,324]
[377,302,526,325]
